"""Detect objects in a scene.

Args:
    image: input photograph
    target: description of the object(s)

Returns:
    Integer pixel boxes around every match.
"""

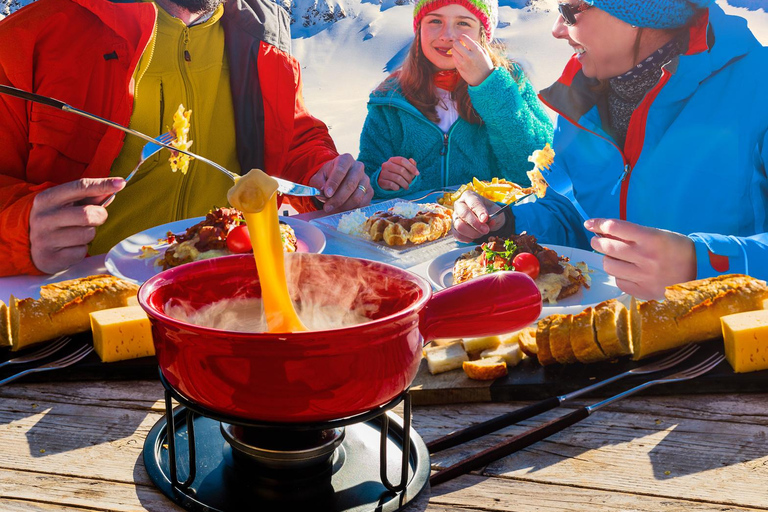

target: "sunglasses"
[558,1,591,26]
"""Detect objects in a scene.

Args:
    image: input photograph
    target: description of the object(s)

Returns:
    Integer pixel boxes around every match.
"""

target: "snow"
[1,0,766,155]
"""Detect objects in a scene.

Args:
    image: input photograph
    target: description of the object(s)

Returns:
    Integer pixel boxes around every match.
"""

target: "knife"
[0,84,323,197]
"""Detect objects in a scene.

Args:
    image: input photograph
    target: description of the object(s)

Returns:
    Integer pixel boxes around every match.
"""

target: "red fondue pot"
[138,253,541,423]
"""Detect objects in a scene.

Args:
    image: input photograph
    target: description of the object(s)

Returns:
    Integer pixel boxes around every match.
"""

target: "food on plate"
[630,274,768,360]
[0,301,10,347]
[462,356,508,381]
[8,275,139,351]
[424,340,469,374]
[90,305,155,363]
[158,207,297,270]
[438,177,533,207]
[337,202,452,246]
[526,143,554,199]
[521,274,768,367]
[721,309,768,373]
[452,233,591,303]
[168,104,193,175]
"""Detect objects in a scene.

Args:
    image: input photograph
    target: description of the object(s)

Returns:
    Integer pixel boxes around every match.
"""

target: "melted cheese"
[90,306,155,363]
[721,309,768,373]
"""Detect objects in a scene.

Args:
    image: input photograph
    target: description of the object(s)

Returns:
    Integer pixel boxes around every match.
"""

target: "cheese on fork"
[721,310,768,373]
[90,306,155,363]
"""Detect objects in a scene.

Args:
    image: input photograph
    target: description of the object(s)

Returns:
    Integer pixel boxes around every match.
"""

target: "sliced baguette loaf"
[517,326,538,357]
[631,274,768,360]
[10,275,139,351]
[594,299,632,358]
[569,307,606,363]
[0,301,10,347]
[535,316,557,366]
[549,314,578,364]
[463,356,508,380]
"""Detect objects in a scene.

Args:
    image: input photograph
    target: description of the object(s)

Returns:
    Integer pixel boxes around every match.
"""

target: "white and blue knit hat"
[587,0,715,29]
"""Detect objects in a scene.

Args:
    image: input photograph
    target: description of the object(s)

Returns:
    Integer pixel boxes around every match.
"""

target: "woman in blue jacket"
[357,0,553,199]
[452,0,768,300]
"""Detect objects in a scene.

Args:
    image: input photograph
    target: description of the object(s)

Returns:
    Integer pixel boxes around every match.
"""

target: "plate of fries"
[437,177,533,208]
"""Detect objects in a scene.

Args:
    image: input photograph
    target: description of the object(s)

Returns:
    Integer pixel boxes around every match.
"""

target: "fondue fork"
[429,351,726,486]
[0,336,72,369]
[427,344,699,453]
[0,344,94,386]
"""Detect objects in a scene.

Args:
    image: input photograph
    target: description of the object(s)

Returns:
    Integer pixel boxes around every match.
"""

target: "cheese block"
[89,306,155,363]
[462,334,501,354]
[481,342,524,367]
[424,340,468,374]
[721,309,768,373]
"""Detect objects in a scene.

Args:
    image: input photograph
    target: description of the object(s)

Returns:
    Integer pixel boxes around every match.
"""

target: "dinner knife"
[0,84,323,198]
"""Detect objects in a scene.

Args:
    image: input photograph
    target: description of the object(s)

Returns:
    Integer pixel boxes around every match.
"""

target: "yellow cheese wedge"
[720,309,768,373]
[89,306,155,363]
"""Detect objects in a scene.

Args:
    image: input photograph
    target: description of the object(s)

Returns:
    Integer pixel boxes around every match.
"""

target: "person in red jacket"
[0,0,374,276]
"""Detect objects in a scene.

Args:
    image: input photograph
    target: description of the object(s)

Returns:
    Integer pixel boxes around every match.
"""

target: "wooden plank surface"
[0,380,767,511]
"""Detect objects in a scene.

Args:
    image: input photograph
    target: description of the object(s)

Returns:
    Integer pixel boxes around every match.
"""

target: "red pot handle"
[418,271,542,343]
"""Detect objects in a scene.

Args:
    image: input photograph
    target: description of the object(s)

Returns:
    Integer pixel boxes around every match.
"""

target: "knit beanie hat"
[413,0,499,41]
[587,0,716,29]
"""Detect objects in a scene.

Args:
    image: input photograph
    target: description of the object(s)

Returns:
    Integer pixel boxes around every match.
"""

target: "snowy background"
[2,0,767,155]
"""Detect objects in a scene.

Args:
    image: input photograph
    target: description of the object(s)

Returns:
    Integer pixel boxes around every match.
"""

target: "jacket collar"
[539,4,760,124]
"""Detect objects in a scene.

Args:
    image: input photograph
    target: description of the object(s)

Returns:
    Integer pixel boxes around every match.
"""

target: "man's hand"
[378,157,419,191]
[309,154,373,213]
[451,190,507,242]
[585,218,697,300]
[29,178,125,274]
[452,34,494,87]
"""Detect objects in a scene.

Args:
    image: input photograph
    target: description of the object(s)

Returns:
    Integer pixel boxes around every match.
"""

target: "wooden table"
[1,379,767,511]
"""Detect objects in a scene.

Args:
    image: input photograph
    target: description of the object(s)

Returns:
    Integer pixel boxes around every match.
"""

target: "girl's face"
[552,1,640,80]
[420,4,483,70]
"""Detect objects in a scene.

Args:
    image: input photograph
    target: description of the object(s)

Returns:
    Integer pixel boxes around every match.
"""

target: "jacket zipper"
[610,164,630,196]
[133,21,158,102]
[440,133,449,188]
[176,27,195,219]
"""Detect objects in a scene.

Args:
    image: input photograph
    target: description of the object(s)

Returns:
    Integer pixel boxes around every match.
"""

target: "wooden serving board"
[410,338,768,406]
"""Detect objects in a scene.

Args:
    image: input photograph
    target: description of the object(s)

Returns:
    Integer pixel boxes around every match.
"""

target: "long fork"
[428,344,700,453]
[100,131,174,208]
[429,352,726,486]
[0,337,72,369]
[0,345,94,386]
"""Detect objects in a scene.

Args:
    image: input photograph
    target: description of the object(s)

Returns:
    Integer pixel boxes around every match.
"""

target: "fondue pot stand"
[139,253,542,511]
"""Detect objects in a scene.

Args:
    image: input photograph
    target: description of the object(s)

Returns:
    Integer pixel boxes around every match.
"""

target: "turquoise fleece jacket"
[358,65,553,199]
[512,5,768,281]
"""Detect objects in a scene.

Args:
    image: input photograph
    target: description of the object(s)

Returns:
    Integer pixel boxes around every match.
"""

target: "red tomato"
[226,225,253,253]
[512,252,540,280]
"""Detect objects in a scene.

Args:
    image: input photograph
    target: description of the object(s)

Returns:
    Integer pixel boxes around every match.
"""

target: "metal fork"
[0,337,72,369]
[100,131,174,207]
[429,351,725,486]
[428,344,700,453]
[0,344,94,386]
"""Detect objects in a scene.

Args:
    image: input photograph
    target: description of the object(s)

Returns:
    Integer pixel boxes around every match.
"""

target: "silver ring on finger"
[357,184,367,194]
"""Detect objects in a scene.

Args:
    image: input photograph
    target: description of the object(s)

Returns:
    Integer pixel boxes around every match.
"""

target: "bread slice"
[632,274,768,360]
[517,326,538,357]
[463,356,508,380]
[594,299,632,359]
[424,340,469,374]
[10,275,139,351]
[535,316,557,366]
[0,301,10,347]
[481,342,524,367]
[549,314,578,364]
[569,307,606,363]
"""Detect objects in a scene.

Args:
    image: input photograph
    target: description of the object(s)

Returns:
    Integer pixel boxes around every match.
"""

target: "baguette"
[570,307,606,363]
[535,316,557,366]
[517,326,538,357]
[631,274,768,360]
[463,356,508,380]
[0,301,10,347]
[594,299,632,358]
[10,275,139,351]
[549,314,578,364]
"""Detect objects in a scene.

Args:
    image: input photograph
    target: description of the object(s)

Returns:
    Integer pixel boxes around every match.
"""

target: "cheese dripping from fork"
[227,169,307,333]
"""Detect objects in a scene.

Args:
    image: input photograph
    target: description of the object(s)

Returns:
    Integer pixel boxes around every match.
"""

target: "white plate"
[426,245,624,317]
[105,216,326,284]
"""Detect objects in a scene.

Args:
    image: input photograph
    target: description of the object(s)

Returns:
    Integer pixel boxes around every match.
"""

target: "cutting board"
[410,338,768,406]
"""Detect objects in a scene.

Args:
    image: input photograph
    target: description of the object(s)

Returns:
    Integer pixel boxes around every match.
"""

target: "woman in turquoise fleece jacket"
[452,0,768,300]
[358,0,553,199]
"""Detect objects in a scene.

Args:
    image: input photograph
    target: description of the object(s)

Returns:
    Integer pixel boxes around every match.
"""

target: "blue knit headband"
[587,0,715,29]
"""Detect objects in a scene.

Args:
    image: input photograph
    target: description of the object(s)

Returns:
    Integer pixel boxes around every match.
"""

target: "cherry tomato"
[226,224,253,253]
[512,252,540,280]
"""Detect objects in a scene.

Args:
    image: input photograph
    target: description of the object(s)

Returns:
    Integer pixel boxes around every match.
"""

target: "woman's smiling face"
[420,4,483,70]
[552,1,641,79]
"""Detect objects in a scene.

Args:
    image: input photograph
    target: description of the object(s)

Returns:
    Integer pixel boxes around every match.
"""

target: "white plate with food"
[427,242,623,316]
[311,199,455,258]
[105,211,326,284]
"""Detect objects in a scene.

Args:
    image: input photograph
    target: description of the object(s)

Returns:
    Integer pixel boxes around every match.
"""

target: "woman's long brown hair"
[377,27,518,125]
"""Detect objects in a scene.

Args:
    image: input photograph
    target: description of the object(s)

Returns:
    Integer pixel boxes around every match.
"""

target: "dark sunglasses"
[558,1,591,26]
